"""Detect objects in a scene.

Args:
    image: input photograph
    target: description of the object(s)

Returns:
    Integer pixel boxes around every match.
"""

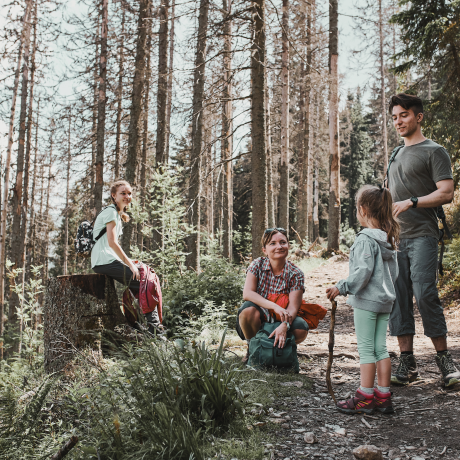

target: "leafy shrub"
[162,257,245,335]
[444,237,460,272]
[340,223,356,248]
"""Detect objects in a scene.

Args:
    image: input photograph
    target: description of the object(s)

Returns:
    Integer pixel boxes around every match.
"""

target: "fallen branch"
[307,238,319,252]
[50,436,79,460]
[290,226,303,246]
[326,300,337,404]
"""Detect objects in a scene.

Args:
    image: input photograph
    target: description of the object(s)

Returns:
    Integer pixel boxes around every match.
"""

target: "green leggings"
[353,308,390,365]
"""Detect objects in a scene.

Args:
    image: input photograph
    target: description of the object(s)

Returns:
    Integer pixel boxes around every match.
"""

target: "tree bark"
[155,0,169,167]
[91,18,99,211]
[44,274,126,373]
[114,5,125,180]
[251,0,268,259]
[313,93,320,239]
[278,0,289,234]
[9,0,33,336]
[94,0,108,213]
[222,0,233,260]
[123,0,151,256]
[186,0,210,271]
[164,0,176,163]
[266,84,275,228]
[138,25,152,250]
[379,0,388,173]
[327,0,340,251]
[64,110,72,276]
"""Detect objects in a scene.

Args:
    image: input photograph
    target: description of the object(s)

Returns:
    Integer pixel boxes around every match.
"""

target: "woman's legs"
[93,260,140,295]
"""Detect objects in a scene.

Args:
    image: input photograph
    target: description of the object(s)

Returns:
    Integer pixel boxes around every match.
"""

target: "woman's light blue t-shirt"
[91,205,124,268]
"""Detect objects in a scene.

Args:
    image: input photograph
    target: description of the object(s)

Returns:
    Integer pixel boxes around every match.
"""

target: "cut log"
[44,274,127,373]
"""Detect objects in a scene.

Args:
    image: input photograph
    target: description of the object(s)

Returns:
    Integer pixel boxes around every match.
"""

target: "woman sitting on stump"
[91,180,162,332]
[236,227,309,362]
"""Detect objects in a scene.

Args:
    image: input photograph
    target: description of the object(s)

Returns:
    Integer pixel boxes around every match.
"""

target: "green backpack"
[248,322,299,373]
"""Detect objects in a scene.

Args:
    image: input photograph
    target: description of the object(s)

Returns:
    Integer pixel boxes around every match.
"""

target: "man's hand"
[326,286,340,301]
[269,322,288,348]
[393,199,412,217]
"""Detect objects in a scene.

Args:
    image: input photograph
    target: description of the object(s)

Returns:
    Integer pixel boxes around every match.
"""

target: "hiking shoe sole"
[391,373,419,386]
[444,376,460,388]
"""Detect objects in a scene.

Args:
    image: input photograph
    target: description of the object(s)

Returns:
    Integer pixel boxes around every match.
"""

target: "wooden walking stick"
[326,299,337,403]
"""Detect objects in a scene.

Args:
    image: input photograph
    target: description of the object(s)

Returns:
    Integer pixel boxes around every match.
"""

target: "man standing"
[388,93,460,387]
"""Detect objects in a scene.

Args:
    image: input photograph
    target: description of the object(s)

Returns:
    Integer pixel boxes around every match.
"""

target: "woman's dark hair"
[356,185,400,250]
[388,93,423,116]
[110,180,131,223]
[261,228,288,248]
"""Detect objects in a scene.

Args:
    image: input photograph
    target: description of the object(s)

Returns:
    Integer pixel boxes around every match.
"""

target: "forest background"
[0,0,460,457]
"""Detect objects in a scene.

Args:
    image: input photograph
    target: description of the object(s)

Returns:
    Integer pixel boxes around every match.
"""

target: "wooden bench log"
[44,274,127,373]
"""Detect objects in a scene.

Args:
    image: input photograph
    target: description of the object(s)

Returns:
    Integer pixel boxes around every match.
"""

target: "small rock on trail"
[353,445,383,460]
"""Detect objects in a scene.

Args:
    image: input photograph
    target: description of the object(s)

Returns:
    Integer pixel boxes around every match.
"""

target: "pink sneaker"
[336,388,375,415]
[374,388,394,414]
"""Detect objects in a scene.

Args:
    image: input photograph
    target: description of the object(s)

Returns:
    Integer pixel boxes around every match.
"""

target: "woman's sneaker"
[435,351,460,387]
[391,353,418,385]
[336,389,375,415]
[374,388,394,414]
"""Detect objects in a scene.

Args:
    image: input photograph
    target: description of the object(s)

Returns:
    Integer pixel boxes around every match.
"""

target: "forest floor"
[233,257,460,460]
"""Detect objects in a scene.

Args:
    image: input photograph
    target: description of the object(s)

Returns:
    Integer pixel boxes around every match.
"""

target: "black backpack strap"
[93,204,116,241]
[383,145,404,188]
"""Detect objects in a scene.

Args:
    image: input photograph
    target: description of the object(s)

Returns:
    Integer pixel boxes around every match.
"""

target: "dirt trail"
[262,258,460,460]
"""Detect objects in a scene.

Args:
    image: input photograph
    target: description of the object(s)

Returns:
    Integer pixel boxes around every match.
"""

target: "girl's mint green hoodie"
[335,228,399,314]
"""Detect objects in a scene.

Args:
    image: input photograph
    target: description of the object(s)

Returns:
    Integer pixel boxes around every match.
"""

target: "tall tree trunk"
[165,0,175,163]
[266,84,275,228]
[91,19,99,211]
[297,1,312,244]
[278,0,289,234]
[312,93,320,239]
[155,0,169,167]
[114,5,125,180]
[186,0,210,271]
[9,0,33,342]
[327,0,340,251]
[222,0,233,260]
[64,110,71,276]
[42,129,54,285]
[26,98,40,277]
[138,26,152,250]
[251,0,268,259]
[123,0,151,256]
[94,0,108,213]
[379,0,388,173]
[21,1,38,282]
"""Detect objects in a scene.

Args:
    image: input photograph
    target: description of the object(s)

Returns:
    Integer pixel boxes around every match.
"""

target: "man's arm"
[393,179,454,217]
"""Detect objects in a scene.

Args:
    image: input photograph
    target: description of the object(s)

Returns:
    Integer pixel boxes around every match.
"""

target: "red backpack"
[122,262,162,324]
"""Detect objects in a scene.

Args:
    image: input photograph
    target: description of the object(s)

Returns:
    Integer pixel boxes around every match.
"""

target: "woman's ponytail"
[110,180,131,223]
[356,185,400,250]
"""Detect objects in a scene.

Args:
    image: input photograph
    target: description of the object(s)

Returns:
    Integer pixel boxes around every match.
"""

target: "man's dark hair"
[388,93,423,116]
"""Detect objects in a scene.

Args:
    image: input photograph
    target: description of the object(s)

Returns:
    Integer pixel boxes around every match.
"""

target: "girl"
[92,180,161,329]
[326,185,399,414]
[236,228,309,362]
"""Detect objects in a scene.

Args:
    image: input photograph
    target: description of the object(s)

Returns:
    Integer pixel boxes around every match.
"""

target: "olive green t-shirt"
[388,139,453,239]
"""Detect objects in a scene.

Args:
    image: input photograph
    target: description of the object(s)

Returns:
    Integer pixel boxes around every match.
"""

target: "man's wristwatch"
[283,320,290,331]
[410,197,418,208]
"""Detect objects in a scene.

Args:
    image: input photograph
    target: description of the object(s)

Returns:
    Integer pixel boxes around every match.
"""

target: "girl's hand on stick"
[326,286,340,301]
[269,322,288,348]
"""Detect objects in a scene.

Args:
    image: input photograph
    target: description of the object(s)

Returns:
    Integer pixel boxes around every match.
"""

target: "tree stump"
[44,274,127,373]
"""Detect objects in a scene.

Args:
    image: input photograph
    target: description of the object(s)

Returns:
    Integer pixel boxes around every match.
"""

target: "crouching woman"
[236,228,309,362]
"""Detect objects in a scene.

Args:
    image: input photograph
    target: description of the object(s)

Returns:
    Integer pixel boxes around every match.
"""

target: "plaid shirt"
[247,257,304,321]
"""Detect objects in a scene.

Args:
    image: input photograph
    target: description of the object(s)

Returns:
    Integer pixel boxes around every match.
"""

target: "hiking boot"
[435,351,460,387]
[336,389,375,415]
[391,353,419,385]
[374,388,394,414]
[242,344,249,364]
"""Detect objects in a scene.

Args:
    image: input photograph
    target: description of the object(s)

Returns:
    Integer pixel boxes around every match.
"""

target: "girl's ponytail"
[110,180,131,223]
[356,185,400,250]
